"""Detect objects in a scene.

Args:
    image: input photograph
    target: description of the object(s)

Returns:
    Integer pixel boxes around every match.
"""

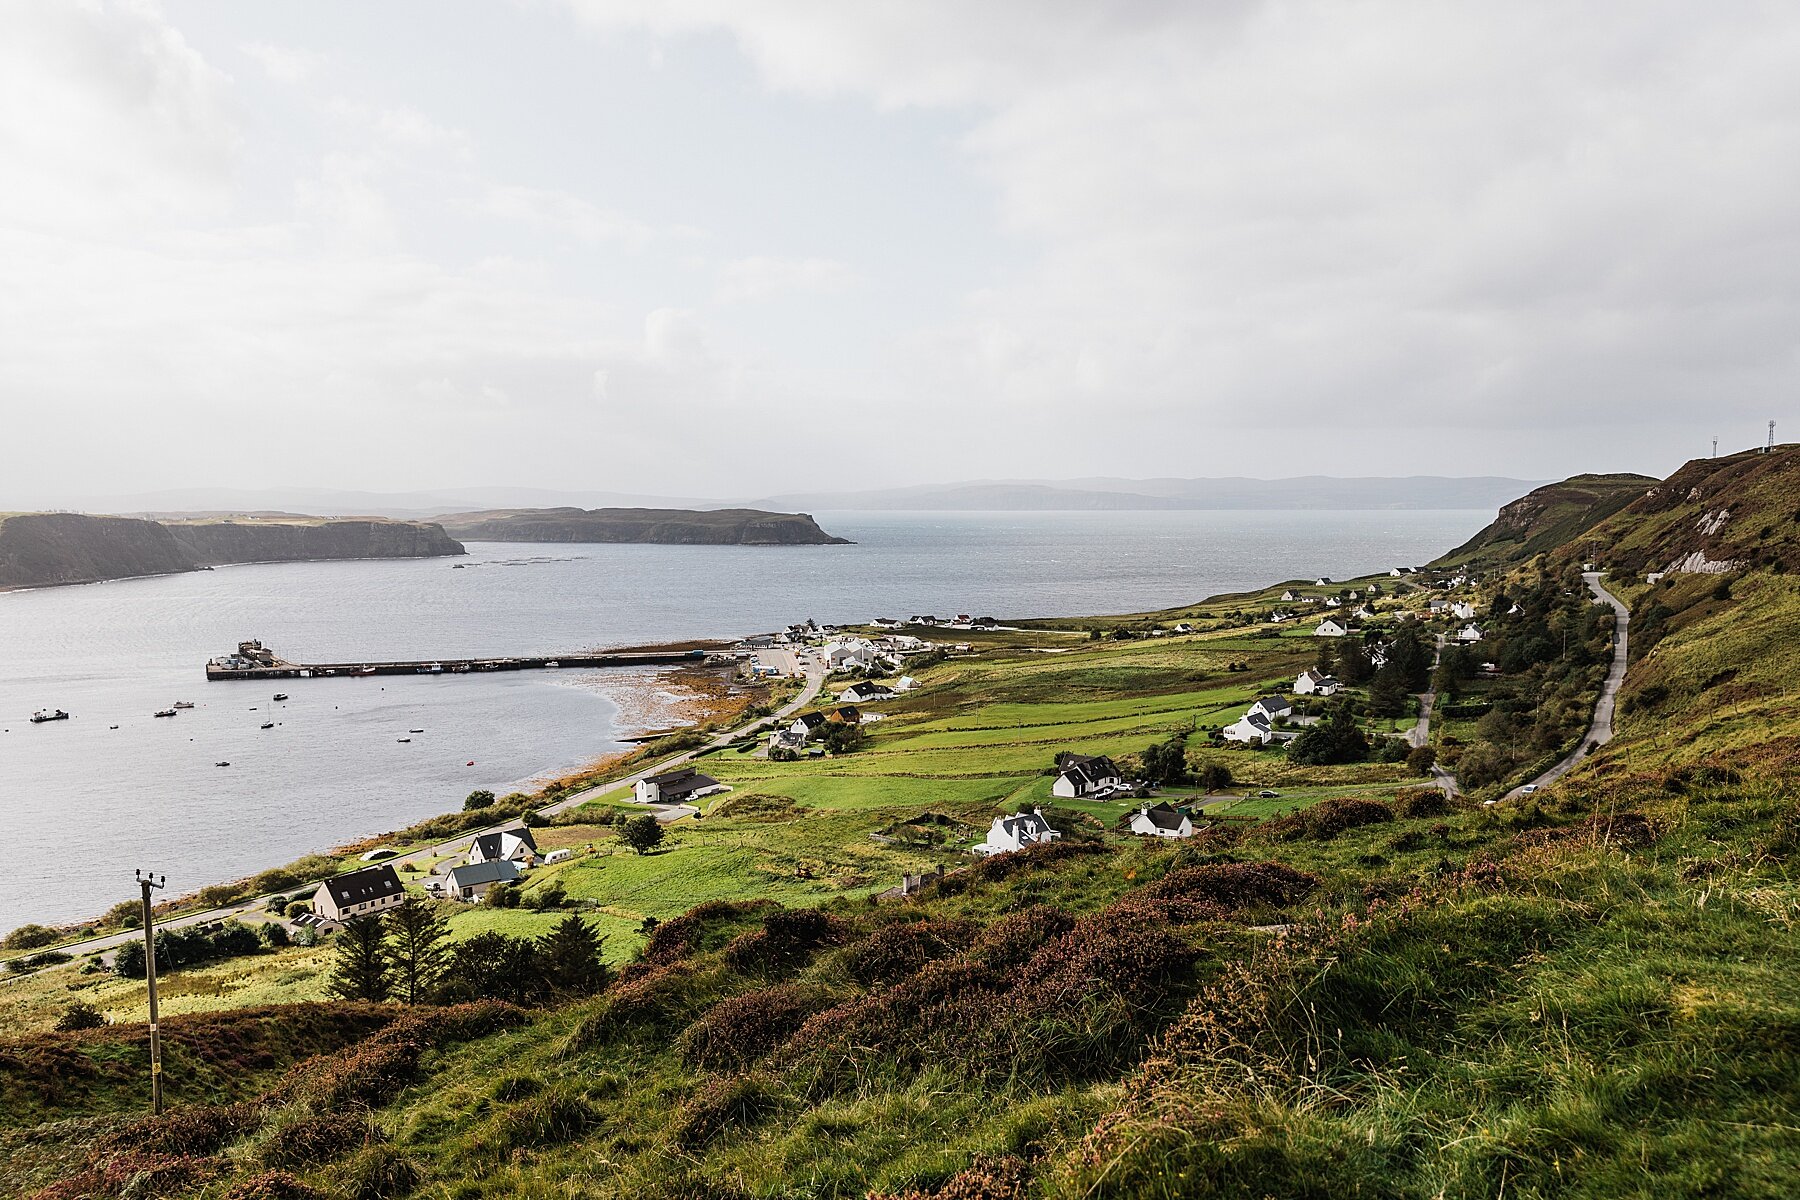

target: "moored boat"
[30,709,70,723]
[172,701,195,710]
[153,708,177,718]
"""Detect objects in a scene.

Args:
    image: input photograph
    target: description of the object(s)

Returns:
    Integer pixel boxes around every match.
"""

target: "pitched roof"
[320,864,403,908]
[999,811,1053,839]
[1254,694,1291,710]
[794,711,828,729]
[443,860,521,889]
[471,826,538,860]
[1138,804,1187,831]
[645,767,721,799]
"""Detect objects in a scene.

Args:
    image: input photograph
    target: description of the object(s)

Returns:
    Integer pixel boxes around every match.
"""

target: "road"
[4,657,827,980]
[1502,571,1629,801]
[1410,633,1461,797]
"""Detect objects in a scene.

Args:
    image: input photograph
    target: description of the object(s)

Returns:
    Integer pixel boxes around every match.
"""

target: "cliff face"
[437,507,851,546]
[0,513,192,588]
[165,519,466,566]
[0,514,464,590]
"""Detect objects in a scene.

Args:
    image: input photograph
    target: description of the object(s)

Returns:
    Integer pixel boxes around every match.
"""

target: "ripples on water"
[0,509,1489,928]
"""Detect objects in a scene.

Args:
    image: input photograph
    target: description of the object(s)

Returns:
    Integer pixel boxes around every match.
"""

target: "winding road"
[3,658,827,979]
[1410,633,1461,797]
[1501,571,1630,801]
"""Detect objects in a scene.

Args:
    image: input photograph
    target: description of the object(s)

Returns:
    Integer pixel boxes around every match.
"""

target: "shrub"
[1122,861,1318,918]
[678,984,831,1071]
[845,920,977,987]
[1259,796,1394,841]
[103,1102,259,1156]
[966,906,1077,971]
[260,1111,383,1169]
[672,1073,781,1149]
[720,908,849,976]
[3,923,59,950]
[224,1171,326,1200]
[868,1154,1030,1200]
[56,1001,106,1031]
[1394,788,1451,818]
[640,900,776,965]
[464,789,496,811]
[258,922,292,948]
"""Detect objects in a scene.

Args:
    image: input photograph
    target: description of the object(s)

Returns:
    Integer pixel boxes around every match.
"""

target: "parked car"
[1257,789,1280,798]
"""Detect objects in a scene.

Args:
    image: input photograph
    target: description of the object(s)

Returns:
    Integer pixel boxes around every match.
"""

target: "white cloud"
[240,40,325,85]
[465,185,671,248]
[713,255,854,303]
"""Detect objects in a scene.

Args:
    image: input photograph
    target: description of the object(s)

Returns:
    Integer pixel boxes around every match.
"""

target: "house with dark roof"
[1248,695,1293,723]
[975,808,1061,856]
[788,711,829,740]
[1129,801,1193,839]
[439,859,522,901]
[1223,710,1273,744]
[1052,752,1124,798]
[466,826,538,867]
[311,863,405,923]
[634,766,725,806]
[829,704,863,725]
[840,680,895,704]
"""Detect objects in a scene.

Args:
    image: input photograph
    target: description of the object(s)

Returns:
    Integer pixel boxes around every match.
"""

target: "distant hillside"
[758,475,1545,512]
[436,507,850,546]
[0,513,464,589]
[1430,473,1655,569]
[1562,446,1800,576]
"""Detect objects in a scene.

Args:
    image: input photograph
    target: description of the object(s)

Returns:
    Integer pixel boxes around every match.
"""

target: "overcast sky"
[3,1,1796,503]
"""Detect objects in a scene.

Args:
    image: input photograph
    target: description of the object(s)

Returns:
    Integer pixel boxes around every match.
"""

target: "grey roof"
[443,859,521,890]
[471,826,538,861]
[1055,752,1122,791]
[794,711,828,729]
[320,864,403,908]
[1253,694,1292,711]
[1000,812,1053,838]
[645,767,721,800]
[1139,804,1187,831]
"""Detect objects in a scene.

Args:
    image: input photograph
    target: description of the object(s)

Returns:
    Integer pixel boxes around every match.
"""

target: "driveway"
[5,661,828,981]
[1502,571,1629,801]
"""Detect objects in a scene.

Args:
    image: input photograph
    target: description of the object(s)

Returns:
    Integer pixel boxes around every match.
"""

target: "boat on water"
[153,709,177,718]
[30,709,70,723]
[409,728,425,733]
[172,701,195,710]
[397,737,412,743]
[215,761,231,767]
[359,666,377,676]
[545,660,561,669]
[260,722,275,730]
[273,693,289,701]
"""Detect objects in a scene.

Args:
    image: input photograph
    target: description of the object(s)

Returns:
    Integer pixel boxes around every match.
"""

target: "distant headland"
[433,507,850,546]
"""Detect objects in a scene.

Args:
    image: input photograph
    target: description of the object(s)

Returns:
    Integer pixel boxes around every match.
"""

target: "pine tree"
[538,914,610,998]
[385,896,450,1004]
[327,916,392,1002]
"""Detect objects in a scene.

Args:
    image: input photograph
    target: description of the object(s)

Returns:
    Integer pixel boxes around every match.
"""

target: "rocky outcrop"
[436,507,851,546]
[0,513,464,590]
[1432,474,1655,569]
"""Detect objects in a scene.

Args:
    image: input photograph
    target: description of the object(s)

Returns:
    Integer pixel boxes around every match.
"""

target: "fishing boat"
[215,761,231,767]
[272,693,289,701]
[153,708,177,718]
[30,709,70,723]
[397,737,412,743]
[408,728,425,733]
[172,701,195,710]
[260,722,275,730]
[545,660,561,669]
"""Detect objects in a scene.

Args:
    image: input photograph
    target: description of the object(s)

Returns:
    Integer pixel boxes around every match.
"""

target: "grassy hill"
[435,507,850,545]
[1431,472,1655,570]
[7,464,1800,1199]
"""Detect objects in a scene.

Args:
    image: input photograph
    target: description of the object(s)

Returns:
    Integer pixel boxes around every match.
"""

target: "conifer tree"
[538,914,610,998]
[327,916,392,1002]
[385,896,450,1004]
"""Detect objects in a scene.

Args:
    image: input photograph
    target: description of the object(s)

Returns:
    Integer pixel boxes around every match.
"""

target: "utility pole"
[1711,436,1718,458]
[135,869,166,1115]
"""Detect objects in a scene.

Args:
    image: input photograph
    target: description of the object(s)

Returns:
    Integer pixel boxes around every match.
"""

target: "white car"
[1521,784,1539,794]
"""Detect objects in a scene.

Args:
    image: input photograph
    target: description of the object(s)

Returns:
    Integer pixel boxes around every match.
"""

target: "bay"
[0,508,1489,930]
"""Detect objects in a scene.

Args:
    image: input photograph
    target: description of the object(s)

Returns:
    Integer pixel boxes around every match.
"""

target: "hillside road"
[1503,571,1630,801]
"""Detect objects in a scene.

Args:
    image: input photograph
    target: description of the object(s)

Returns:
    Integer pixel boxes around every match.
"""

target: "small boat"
[30,709,70,723]
[272,693,289,701]
[260,722,275,730]
[153,709,177,718]
[397,737,412,743]
[172,701,195,710]
[109,724,119,730]
[215,761,231,767]
[408,728,424,734]
[545,660,561,669]
[359,666,377,676]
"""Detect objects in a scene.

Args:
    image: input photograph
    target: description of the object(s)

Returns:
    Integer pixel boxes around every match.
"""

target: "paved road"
[1410,633,1461,797]
[1502,571,1629,801]
[4,659,827,981]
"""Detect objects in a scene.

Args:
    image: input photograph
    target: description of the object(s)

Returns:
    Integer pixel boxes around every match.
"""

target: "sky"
[3,0,1797,504]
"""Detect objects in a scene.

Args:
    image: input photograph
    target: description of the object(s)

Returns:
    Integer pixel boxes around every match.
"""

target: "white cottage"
[1223,710,1274,744]
[1129,802,1193,839]
[1315,618,1351,638]
[975,809,1061,855]
[1296,668,1340,696]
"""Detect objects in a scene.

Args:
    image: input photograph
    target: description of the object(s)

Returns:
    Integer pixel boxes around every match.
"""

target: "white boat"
[172,701,195,710]
[30,708,70,723]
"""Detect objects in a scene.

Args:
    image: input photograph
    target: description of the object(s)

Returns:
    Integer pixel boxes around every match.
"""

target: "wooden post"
[135,870,166,1116]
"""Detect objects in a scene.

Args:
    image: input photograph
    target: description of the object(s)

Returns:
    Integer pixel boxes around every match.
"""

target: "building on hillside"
[1052,752,1124,798]
[840,680,896,703]
[1353,604,1379,620]
[1295,668,1340,696]
[829,705,863,725]
[466,826,538,867]
[312,864,405,924]
[634,767,726,806]
[1315,617,1351,637]
[788,711,829,741]
[1451,601,1477,621]
[1248,695,1293,723]
[1223,710,1274,744]
[1129,801,1193,839]
[439,859,521,902]
[894,675,920,692]
[1280,589,1303,602]
[1457,623,1485,643]
[974,809,1061,856]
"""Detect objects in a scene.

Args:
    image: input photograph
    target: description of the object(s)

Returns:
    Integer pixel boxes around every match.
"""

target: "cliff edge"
[436,507,851,546]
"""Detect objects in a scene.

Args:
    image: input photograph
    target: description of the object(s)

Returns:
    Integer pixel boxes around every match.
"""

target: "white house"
[1353,604,1379,620]
[824,639,881,671]
[1315,618,1351,638]
[1457,623,1485,643]
[635,766,726,806]
[1223,710,1274,744]
[1296,668,1340,696]
[788,711,829,741]
[466,826,538,867]
[870,617,903,629]
[1172,622,1194,634]
[1324,596,1343,608]
[1248,695,1293,723]
[1315,577,1333,586]
[975,808,1061,856]
[1129,801,1193,839]
[1280,589,1303,602]
[1450,601,1477,621]
[439,859,521,902]
[1052,752,1123,798]
[894,675,920,692]
[312,864,405,924]
[840,680,896,703]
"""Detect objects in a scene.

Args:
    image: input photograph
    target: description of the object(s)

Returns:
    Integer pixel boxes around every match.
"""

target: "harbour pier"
[205,640,711,682]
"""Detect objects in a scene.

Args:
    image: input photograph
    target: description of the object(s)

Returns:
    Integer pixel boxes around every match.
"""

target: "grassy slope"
[1431,472,1655,570]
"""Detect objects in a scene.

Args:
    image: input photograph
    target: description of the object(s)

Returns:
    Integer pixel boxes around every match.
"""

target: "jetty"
[205,639,710,682]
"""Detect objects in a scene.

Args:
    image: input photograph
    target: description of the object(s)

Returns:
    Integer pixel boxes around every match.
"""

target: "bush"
[1405,745,1438,775]
[3,923,59,950]
[464,789,496,811]
[678,984,831,1071]
[845,920,977,988]
[1258,797,1395,841]
[1395,788,1451,819]
[721,908,849,976]
[619,814,665,855]
[224,1171,326,1200]
[259,922,292,948]
[56,1001,106,1031]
